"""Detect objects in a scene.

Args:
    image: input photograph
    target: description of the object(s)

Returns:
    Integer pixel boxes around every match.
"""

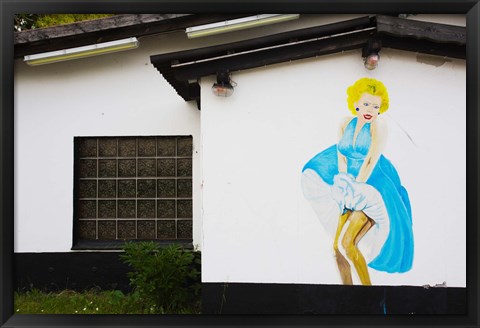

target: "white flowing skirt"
[301,169,390,263]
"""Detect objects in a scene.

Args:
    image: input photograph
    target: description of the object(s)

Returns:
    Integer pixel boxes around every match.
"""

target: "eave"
[14,14,249,58]
[150,15,466,109]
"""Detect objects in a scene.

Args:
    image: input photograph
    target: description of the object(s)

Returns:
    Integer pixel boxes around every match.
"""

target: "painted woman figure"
[301,78,414,285]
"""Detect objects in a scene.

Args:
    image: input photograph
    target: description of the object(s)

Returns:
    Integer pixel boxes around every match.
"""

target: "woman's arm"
[337,117,352,173]
[356,118,388,183]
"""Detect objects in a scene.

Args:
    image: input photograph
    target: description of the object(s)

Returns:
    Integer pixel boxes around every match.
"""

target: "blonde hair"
[346,78,389,115]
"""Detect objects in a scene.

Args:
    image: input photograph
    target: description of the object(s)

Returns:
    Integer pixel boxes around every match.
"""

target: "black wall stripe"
[202,282,466,315]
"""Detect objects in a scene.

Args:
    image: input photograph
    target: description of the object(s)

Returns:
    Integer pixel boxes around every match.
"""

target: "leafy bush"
[120,242,201,314]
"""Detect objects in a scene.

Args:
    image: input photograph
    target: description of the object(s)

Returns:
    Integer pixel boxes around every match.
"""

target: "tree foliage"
[15,14,114,31]
[14,14,39,31]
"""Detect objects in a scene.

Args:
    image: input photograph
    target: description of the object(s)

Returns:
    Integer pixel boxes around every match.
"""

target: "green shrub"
[120,242,200,314]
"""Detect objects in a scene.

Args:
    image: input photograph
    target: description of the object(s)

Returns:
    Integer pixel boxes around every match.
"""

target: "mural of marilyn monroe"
[302,77,414,285]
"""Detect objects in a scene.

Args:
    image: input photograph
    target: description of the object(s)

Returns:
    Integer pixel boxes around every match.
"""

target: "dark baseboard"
[202,282,466,315]
[14,252,133,293]
[15,253,466,315]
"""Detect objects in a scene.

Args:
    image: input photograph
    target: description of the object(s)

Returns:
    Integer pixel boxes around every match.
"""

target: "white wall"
[200,47,466,287]
[14,36,204,253]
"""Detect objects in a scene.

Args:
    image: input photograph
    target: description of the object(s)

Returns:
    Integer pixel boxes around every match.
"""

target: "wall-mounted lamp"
[24,37,139,66]
[364,53,380,70]
[212,71,235,97]
[362,38,382,70]
[186,14,300,39]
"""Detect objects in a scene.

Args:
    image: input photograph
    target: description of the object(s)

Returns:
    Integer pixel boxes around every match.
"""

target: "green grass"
[14,289,201,315]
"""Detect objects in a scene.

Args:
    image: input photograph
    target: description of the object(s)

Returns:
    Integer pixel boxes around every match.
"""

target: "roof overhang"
[150,15,465,109]
[14,14,250,58]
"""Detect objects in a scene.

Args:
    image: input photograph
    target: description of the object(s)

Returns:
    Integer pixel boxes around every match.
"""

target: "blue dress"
[302,117,414,273]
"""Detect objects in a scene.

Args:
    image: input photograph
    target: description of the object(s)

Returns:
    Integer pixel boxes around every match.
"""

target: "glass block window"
[74,136,193,246]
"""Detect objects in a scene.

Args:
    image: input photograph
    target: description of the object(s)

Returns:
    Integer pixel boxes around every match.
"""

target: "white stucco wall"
[200,47,466,287]
[13,36,204,253]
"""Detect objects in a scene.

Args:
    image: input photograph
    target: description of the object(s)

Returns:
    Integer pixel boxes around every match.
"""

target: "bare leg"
[333,211,352,285]
[341,211,374,286]
[354,217,375,245]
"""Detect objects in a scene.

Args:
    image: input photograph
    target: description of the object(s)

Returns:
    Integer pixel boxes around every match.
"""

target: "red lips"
[363,114,372,120]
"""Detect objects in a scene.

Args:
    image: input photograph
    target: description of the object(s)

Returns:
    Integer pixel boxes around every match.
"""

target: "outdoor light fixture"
[24,37,140,66]
[212,71,235,97]
[186,14,300,39]
[364,52,380,70]
[362,38,382,70]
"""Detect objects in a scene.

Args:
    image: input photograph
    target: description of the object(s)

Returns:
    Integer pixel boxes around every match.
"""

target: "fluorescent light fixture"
[24,37,139,66]
[186,14,300,39]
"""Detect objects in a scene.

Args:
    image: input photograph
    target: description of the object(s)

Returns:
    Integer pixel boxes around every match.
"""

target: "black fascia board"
[150,16,375,66]
[376,14,466,45]
[380,35,466,59]
[173,29,375,81]
[14,14,249,58]
[375,15,466,59]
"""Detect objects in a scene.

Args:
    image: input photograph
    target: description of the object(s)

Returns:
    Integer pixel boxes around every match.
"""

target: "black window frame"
[72,135,194,250]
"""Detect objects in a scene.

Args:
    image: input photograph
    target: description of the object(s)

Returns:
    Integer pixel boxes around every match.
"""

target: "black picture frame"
[1,1,478,327]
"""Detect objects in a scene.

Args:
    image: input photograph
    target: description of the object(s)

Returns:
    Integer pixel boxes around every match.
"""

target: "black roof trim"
[150,15,465,108]
[151,16,375,66]
[376,15,466,45]
[14,14,249,58]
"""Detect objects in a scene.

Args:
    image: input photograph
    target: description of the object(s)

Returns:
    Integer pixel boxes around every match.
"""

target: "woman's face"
[355,93,382,124]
